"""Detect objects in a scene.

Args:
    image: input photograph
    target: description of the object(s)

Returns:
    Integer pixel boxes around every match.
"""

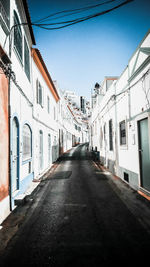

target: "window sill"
[22,158,32,165]
[120,145,128,150]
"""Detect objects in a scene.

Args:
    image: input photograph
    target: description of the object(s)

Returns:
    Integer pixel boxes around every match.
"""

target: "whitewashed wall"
[90,30,150,192]
[32,58,58,179]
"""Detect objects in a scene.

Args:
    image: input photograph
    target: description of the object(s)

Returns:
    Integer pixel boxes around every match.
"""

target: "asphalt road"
[1,143,150,266]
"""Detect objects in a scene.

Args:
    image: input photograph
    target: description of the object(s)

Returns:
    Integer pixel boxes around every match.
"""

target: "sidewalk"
[0,161,59,255]
[93,160,150,234]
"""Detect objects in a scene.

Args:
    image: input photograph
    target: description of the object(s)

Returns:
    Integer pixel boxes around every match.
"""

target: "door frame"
[10,114,20,209]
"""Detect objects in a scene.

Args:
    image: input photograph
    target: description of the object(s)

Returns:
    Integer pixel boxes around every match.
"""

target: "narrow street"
[1,144,150,266]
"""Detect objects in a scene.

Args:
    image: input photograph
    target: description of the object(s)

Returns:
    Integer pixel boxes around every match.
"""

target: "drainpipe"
[0,50,12,210]
[8,65,12,210]
[8,30,12,211]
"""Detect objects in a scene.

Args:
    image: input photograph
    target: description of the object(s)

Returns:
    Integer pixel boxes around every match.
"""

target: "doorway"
[138,118,150,192]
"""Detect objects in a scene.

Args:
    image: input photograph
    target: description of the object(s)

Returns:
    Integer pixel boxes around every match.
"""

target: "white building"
[32,48,60,179]
[0,0,36,209]
[57,87,75,155]
[90,30,150,195]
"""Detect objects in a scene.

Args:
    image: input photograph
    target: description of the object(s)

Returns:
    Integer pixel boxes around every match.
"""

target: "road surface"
[1,143,150,266]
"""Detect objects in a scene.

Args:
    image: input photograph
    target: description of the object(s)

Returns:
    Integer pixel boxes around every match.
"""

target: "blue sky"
[28,0,150,100]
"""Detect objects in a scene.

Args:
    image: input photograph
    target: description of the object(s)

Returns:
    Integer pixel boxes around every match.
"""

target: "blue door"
[138,118,150,191]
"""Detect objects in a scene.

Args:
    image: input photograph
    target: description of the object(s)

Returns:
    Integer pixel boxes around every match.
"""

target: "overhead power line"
[31,0,134,30]
[4,0,134,38]
[33,0,116,24]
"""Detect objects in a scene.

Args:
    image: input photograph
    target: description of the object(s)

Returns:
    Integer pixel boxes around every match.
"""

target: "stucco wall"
[0,71,9,223]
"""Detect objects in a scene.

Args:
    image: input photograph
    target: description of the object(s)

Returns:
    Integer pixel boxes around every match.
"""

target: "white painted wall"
[90,30,150,192]
[32,58,58,179]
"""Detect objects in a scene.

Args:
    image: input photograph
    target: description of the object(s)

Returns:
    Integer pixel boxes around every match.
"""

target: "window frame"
[24,36,30,81]
[119,120,127,146]
[14,10,22,62]
[109,119,113,151]
[47,96,50,113]
[1,0,10,30]
[36,79,44,107]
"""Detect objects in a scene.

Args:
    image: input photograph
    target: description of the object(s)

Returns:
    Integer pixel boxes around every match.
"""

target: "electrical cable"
[31,0,134,30]
[33,0,116,23]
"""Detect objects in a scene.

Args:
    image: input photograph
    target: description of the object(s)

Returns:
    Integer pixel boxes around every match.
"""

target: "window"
[48,134,51,163]
[24,37,30,80]
[36,79,44,107]
[100,127,103,148]
[39,130,43,170]
[95,121,97,135]
[104,123,106,141]
[120,120,126,145]
[54,107,56,120]
[109,119,113,151]
[14,11,22,61]
[39,83,43,106]
[22,124,32,161]
[47,96,50,113]
[1,0,10,28]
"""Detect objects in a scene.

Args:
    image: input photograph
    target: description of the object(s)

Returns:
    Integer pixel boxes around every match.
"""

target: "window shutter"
[42,86,44,107]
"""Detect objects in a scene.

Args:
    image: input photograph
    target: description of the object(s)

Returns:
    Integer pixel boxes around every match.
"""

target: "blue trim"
[22,158,32,165]
[12,172,34,209]
[21,121,33,164]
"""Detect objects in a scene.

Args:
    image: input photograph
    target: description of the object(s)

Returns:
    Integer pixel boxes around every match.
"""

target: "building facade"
[0,0,36,218]
[0,45,10,224]
[0,0,89,224]
[32,48,60,179]
[9,0,36,209]
[90,30,150,195]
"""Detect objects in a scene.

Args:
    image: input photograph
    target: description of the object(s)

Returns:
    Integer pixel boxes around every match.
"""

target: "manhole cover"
[51,171,72,180]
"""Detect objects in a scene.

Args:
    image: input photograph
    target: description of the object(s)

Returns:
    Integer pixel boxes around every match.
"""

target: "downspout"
[8,29,13,211]
[8,64,12,210]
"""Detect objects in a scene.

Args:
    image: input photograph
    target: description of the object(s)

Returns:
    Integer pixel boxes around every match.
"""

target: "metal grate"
[124,172,129,183]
